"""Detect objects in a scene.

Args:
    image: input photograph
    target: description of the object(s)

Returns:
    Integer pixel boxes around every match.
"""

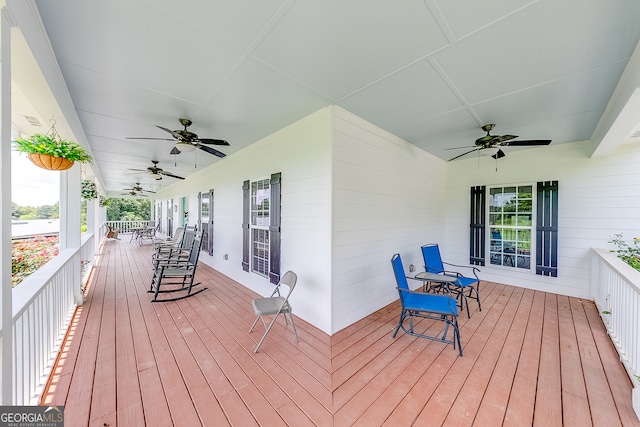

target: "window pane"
[489,213,501,225]
[251,179,270,226]
[487,185,533,270]
[516,214,532,226]
[252,228,269,276]
[503,213,516,225]
[518,186,532,199]
[518,199,532,212]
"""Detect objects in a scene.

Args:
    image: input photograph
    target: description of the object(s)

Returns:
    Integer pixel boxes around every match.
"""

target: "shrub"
[12,235,59,287]
[609,233,640,272]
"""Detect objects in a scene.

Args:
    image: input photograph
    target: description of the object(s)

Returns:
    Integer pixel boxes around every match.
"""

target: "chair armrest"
[441,262,480,279]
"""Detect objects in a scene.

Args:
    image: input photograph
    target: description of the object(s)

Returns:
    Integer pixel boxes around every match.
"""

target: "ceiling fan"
[127,118,229,158]
[128,160,185,180]
[121,190,148,197]
[447,124,551,161]
[123,182,156,194]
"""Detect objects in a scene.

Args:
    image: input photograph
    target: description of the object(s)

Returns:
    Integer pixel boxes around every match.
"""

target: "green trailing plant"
[99,196,110,207]
[13,133,93,163]
[81,180,97,200]
[609,233,640,272]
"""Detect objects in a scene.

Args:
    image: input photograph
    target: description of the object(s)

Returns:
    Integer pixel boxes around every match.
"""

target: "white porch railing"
[105,220,152,234]
[10,232,98,405]
[591,248,640,419]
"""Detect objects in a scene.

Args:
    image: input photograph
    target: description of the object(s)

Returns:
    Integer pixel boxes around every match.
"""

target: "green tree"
[36,205,54,219]
[106,198,151,221]
[15,205,37,220]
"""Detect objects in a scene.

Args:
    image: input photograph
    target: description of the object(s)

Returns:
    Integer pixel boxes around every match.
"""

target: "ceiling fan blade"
[159,170,185,180]
[448,148,480,161]
[494,134,518,143]
[156,125,182,140]
[444,145,476,151]
[198,138,230,146]
[125,137,174,141]
[492,149,506,159]
[475,135,497,144]
[503,139,551,146]
[197,144,226,158]
[170,146,181,155]
[127,168,147,172]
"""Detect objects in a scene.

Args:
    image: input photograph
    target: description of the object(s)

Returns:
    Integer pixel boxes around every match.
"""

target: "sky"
[11,150,60,207]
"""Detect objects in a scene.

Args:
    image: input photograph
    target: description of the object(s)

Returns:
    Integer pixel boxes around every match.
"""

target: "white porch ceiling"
[10,0,640,197]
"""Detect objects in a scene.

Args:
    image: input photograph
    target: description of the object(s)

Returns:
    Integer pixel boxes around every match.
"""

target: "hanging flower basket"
[81,180,98,200]
[28,153,75,171]
[13,129,93,171]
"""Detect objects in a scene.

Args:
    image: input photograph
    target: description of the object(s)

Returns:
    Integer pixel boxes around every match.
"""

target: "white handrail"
[105,220,152,234]
[11,232,98,405]
[591,248,640,419]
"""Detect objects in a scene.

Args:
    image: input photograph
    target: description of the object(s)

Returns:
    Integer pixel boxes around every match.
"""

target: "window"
[199,190,214,256]
[251,179,270,276]
[488,185,532,270]
[242,173,282,283]
[469,181,558,276]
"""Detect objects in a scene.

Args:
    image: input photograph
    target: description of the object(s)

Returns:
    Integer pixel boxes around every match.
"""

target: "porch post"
[60,165,83,305]
[86,198,95,235]
[0,4,13,405]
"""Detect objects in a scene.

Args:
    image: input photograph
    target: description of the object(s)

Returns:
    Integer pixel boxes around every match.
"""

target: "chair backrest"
[171,227,185,244]
[391,254,410,303]
[188,235,203,265]
[274,270,297,298]
[421,244,445,274]
[181,229,196,250]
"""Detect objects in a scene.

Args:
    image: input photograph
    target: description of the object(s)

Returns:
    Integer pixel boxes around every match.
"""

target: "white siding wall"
[153,105,640,334]
[156,107,334,333]
[187,193,199,228]
[331,107,447,333]
[444,140,640,298]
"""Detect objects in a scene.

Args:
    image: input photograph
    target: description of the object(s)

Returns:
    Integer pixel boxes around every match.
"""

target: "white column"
[59,165,82,305]
[86,198,95,234]
[0,5,14,405]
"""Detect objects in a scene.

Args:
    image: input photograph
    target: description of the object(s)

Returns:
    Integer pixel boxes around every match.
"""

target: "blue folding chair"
[391,254,462,356]
[421,243,481,318]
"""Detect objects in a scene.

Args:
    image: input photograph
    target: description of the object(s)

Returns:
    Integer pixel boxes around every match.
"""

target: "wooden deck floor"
[40,238,639,426]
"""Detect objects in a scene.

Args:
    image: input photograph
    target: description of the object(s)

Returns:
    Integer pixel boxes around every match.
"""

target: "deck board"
[40,238,640,426]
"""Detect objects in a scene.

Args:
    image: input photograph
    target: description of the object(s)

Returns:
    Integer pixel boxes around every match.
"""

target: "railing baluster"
[9,232,98,405]
[592,248,640,420]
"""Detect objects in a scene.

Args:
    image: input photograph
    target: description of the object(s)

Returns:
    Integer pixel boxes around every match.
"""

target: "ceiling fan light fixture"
[479,147,500,157]
[175,141,196,152]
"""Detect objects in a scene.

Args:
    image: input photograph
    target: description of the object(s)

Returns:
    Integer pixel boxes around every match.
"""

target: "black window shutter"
[208,189,214,256]
[536,181,558,277]
[242,180,250,272]
[470,186,486,265]
[269,173,282,284]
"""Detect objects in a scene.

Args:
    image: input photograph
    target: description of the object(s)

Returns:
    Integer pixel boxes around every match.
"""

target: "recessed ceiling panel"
[434,0,537,40]
[393,109,482,156]
[211,57,333,130]
[433,0,640,104]
[37,0,243,103]
[253,0,449,99]
[470,61,627,142]
[147,0,289,51]
[59,66,210,124]
[339,59,464,130]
